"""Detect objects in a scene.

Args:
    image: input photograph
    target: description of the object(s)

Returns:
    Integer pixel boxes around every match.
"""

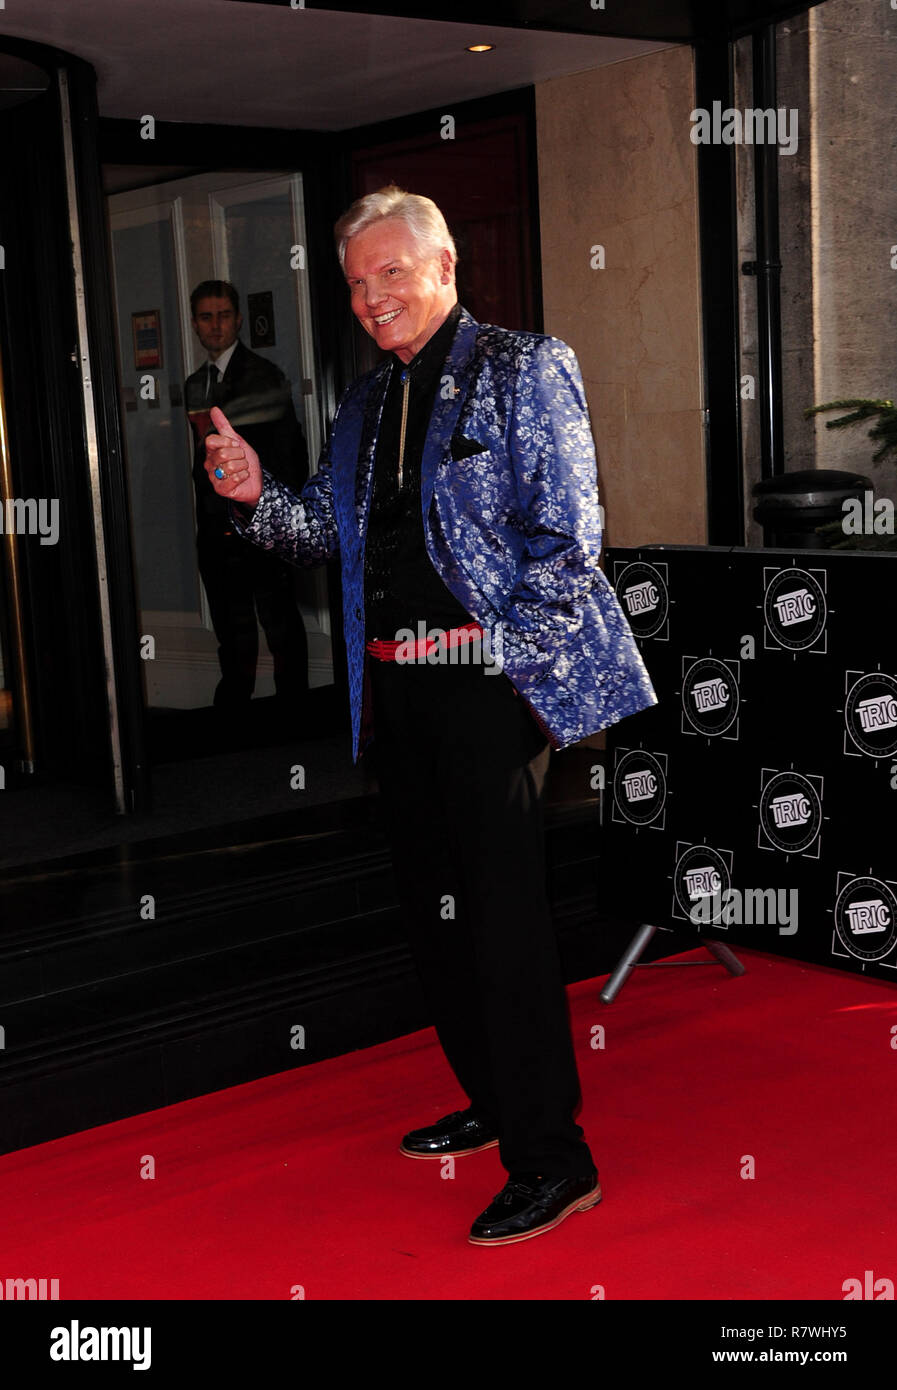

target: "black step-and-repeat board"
[602,545,897,981]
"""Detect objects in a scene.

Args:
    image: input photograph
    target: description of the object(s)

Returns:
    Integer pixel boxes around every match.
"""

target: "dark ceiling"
[228,0,825,43]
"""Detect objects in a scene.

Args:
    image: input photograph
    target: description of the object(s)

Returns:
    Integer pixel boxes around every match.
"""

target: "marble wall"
[535,45,706,550]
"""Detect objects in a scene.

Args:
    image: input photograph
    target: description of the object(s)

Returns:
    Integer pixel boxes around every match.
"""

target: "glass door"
[107,170,332,734]
[0,336,33,781]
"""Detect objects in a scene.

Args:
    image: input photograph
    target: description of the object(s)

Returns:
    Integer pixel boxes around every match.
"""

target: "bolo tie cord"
[397,368,409,490]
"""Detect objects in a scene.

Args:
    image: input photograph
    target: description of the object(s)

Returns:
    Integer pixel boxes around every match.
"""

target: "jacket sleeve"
[496,338,604,683]
[229,417,339,568]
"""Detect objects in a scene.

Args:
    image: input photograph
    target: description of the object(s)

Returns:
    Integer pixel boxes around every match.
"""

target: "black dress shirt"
[364,303,473,641]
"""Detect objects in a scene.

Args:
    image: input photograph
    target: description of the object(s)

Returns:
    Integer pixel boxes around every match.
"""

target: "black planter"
[752,468,873,549]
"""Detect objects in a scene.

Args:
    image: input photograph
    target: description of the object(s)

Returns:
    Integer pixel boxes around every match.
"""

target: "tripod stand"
[600,921,745,1003]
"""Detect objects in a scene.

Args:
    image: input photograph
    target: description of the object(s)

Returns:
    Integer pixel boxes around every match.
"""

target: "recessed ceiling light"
[466,44,495,53]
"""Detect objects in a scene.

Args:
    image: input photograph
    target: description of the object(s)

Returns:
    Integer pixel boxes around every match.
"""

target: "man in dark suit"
[185,279,310,711]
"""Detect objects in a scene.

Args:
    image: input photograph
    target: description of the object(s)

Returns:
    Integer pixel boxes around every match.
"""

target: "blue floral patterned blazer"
[233,306,657,761]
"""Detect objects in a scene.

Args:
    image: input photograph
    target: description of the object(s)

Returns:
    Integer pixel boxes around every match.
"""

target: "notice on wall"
[132,309,162,369]
[248,292,276,348]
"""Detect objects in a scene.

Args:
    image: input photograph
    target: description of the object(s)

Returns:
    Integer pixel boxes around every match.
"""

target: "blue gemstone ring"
[214,467,226,479]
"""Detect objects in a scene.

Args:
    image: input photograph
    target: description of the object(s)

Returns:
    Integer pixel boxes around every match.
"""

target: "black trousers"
[369,654,596,1179]
[196,528,309,707]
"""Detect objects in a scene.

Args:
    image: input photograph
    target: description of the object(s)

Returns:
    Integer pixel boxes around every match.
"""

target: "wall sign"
[132,309,162,369]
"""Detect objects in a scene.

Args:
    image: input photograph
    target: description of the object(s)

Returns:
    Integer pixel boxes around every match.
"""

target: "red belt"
[366,622,484,661]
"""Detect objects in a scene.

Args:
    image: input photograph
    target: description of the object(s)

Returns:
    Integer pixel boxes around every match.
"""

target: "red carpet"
[2,947,895,1301]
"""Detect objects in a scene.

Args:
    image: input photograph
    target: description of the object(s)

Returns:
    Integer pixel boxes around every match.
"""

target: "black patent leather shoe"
[400,1108,499,1159]
[468,1170,601,1245]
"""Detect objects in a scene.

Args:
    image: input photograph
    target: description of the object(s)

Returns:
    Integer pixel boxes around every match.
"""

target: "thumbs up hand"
[204,407,263,507]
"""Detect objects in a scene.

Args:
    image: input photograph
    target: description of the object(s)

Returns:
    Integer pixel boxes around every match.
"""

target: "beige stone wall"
[780,0,897,507]
[535,45,706,549]
[737,0,897,538]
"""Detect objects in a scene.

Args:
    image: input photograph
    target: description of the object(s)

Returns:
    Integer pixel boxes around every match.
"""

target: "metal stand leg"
[599,924,745,1003]
[701,937,746,976]
[599,922,659,1003]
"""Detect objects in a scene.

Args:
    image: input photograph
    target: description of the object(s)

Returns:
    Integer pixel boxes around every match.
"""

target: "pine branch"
[804,398,897,463]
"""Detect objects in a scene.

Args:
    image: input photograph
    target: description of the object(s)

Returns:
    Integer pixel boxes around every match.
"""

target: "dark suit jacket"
[185,339,308,533]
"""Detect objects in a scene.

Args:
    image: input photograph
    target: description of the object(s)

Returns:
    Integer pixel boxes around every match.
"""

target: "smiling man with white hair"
[204,184,657,1246]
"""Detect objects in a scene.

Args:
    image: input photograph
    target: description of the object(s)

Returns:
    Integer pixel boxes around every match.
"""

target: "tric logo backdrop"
[603,546,897,980]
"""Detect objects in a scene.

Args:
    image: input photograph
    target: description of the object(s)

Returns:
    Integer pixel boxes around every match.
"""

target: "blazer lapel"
[354,361,391,539]
[420,309,480,518]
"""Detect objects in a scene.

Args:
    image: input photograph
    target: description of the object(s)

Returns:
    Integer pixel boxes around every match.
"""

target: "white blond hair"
[334,184,457,270]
